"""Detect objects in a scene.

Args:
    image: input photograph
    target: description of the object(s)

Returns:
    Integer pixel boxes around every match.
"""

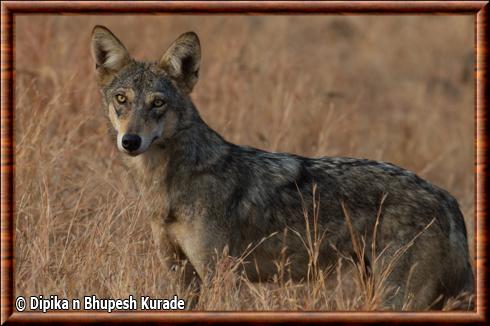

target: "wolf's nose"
[122,134,142,152]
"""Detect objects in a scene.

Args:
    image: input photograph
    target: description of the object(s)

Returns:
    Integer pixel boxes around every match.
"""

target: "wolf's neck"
[167,115,229,171]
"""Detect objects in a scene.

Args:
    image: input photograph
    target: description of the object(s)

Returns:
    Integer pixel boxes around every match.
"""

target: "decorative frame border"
[1,1,488,324]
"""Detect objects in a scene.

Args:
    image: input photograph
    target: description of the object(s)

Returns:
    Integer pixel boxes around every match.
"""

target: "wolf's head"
[91,25,201,156]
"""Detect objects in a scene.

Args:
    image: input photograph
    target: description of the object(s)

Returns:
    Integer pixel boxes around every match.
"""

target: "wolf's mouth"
[126,151,141,157]
[121,136,160,157]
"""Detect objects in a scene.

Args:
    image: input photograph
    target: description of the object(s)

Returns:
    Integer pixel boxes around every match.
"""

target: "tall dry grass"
[14,15,474,310]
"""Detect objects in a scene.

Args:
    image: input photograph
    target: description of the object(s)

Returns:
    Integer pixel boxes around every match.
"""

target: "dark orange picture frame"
[1,1,488,324]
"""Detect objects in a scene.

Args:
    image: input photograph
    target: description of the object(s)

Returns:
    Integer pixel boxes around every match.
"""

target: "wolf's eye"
[115,94,127,104]
[153,99,165,107]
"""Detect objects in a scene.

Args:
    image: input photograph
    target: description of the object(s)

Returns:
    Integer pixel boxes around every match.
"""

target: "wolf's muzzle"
[122,134,142,152]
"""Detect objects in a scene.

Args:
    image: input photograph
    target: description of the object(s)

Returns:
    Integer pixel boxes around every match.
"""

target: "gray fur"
[91,26,474,310]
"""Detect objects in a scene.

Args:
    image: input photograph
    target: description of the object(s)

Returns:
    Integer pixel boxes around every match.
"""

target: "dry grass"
[14,15,474,311]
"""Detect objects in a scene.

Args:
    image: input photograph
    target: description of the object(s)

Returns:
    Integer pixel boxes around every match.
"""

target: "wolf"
[91,25,474,310]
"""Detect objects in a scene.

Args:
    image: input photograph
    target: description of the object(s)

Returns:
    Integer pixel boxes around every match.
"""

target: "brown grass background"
[14,15,474,310]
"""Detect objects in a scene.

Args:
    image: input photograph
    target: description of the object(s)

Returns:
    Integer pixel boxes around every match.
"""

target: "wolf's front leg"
[149,217,172,265]
[149,218,200,309]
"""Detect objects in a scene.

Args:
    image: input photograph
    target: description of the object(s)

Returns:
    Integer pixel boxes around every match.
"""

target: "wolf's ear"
[159,32,201,93]
[91,25,131,86]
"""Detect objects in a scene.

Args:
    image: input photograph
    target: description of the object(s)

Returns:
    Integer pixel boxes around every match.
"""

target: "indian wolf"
[91,25,474,310]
